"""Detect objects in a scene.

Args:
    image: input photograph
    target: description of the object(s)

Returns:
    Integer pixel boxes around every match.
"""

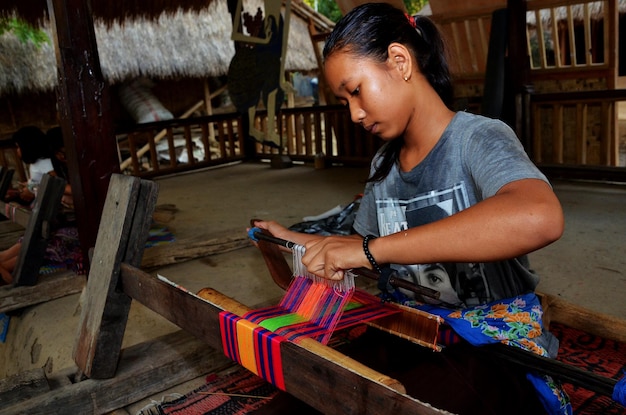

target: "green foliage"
[0,17,50,47]
[303,0,429,22]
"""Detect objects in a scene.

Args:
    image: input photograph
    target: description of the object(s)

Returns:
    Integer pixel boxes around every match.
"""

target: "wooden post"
[47,0,121,270]
[73,174,158,379]
[13,174,66,286]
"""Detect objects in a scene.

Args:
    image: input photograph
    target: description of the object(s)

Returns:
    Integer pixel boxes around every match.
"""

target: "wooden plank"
[1,331,230,415]
[0,368,50,407]
[0,167,14,203]
[0,270,86,314]
[13,174,66,286]
[73,174,158,379]
[140,229,251,270]
[0,200,31,228]
[0,221,25,250]
[120,267,448,415]
[540,291,626,343]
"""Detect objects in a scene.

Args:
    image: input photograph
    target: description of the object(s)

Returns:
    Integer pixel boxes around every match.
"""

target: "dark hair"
[13,126,50,164]
[46,126,69,180]
[323,3,453,182]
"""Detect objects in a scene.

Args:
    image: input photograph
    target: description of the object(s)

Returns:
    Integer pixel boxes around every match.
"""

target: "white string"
[134,393,184,415]
[291,244,355,294]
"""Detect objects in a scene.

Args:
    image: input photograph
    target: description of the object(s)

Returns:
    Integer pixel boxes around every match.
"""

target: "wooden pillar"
[47,0,120,269]
[507,0,531,144]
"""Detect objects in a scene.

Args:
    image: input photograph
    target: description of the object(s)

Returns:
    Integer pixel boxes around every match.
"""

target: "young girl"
[254,4,569,414]
[12,126,55,205]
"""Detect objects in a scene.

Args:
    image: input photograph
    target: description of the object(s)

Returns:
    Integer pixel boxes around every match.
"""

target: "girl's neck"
[400,98,455,172]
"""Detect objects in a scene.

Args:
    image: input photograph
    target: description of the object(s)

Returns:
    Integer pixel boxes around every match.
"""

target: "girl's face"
[324,50,413,141]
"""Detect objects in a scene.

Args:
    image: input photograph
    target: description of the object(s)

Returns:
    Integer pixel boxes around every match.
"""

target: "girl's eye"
[350,87,360,96]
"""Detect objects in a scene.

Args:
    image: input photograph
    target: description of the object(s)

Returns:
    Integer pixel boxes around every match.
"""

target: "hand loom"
[53,175,623,415]
[247,225,626,408]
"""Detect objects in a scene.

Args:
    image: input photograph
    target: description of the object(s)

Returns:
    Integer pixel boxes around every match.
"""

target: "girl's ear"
[388,43,413,81]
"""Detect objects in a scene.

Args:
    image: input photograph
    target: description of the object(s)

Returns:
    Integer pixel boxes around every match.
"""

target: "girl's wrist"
[363,235,383,273]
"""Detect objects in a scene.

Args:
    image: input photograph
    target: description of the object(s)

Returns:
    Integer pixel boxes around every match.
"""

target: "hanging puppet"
[227,0,293,149]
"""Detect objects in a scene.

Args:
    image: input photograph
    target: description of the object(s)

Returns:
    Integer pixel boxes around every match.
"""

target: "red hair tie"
[405,13,416,29]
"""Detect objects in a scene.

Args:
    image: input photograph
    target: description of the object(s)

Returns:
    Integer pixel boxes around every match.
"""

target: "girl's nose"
[350,106,365,124]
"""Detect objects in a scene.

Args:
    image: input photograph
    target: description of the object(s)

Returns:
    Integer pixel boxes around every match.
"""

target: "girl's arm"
[301,178,564,280]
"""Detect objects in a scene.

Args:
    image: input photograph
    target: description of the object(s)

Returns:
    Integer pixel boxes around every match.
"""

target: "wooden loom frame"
[2,173,449,414]
[4,173,624,413]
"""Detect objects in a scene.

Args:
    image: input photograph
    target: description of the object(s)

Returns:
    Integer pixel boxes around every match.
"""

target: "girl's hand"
[302,235,368,281]
[249,219,290,241]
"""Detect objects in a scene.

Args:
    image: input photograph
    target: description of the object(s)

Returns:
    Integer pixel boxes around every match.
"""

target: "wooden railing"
[117,113,246,178]
[258,105,381,166]
[526,0,620,90]
[530,89,625,168]
[119,105,381,178]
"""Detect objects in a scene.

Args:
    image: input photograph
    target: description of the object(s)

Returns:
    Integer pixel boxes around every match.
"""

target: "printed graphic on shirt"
[376,182,493,307]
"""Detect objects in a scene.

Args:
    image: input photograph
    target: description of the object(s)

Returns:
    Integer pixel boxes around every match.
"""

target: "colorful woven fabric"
[244,283,399,344]
[219,311,286,391]
[145,225,176,248]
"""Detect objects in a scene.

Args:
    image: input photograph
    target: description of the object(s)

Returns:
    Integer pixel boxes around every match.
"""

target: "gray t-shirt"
[354,111,548,308]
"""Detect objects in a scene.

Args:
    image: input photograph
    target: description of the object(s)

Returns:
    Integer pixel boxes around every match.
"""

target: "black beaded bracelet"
[363,234,382,273]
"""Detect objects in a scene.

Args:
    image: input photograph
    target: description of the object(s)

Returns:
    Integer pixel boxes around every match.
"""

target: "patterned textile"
[42,226,85,275]
[145,225,176,248]
[551,322,626,414]
[152,368,279,415]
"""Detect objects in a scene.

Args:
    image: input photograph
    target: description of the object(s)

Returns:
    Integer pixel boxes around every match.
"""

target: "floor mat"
[145,367,279,415]
[551,322,626,414]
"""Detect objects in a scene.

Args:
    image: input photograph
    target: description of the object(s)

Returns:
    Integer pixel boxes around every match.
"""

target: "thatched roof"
[0,0,334,96]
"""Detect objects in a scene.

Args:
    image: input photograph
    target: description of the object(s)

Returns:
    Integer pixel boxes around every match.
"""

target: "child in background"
[11,126,54,206]
[0,126,83,284]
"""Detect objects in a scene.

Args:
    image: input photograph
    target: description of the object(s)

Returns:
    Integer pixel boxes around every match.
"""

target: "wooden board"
[0,270,85,314]
[141,228,250,270]
[13,174,66,286]
[73,174,158,379]
[1,330,231,414]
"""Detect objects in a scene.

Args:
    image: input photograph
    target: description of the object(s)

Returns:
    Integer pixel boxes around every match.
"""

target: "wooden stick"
[250,228,441,300]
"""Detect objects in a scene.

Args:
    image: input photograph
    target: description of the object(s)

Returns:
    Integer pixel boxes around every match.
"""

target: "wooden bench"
[0,174,86,313]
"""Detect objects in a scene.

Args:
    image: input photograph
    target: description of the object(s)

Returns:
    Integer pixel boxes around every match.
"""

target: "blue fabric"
[416,293,573,415]
[613,371,626,406]
[0,313,9,343]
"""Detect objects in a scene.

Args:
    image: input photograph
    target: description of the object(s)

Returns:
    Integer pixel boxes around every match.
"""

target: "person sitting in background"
[0,126,83,284]
[46,126,73,210]
[7,126,54,206]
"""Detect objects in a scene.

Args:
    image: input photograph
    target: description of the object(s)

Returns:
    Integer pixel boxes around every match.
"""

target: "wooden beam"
[47,0,121,267]
[119,267,447,414]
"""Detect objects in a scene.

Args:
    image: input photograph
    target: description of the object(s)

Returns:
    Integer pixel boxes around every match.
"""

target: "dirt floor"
[1,161,625,413]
